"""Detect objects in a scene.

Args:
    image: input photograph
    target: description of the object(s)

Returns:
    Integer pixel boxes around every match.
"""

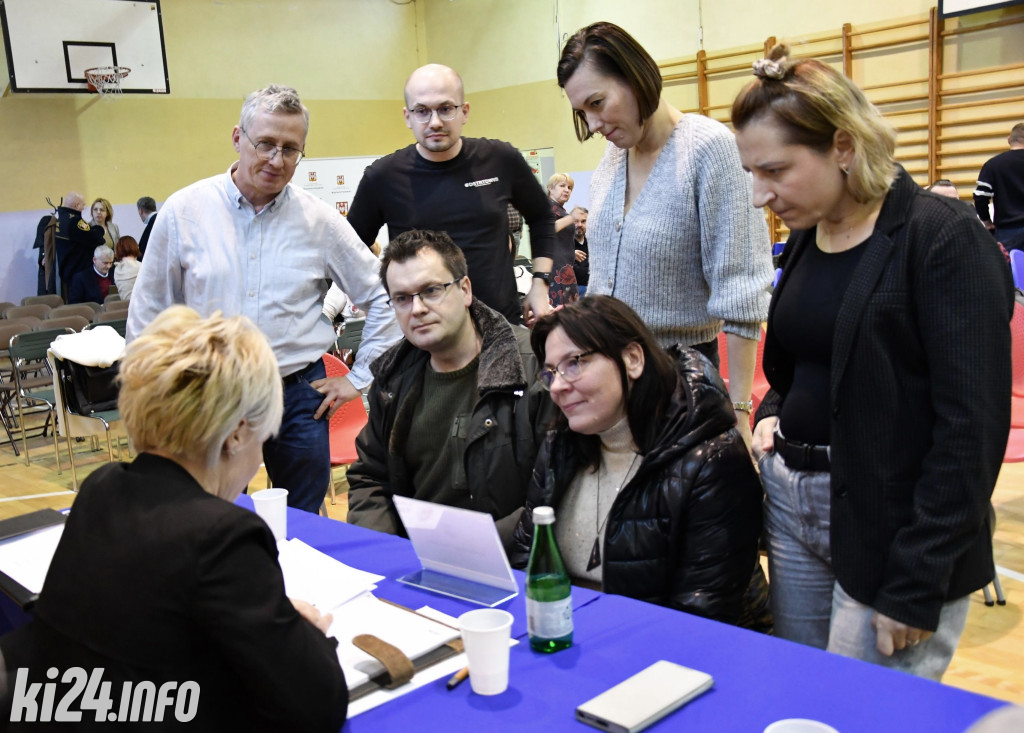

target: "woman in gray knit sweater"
[557,22,773,447]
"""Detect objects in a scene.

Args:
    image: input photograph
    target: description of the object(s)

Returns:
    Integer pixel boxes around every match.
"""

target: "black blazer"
[1,454,348,732]
[756,167,1013,631]
[138,213,156,260]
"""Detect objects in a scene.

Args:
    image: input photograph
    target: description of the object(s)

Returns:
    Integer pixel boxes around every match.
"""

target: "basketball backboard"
[1,0,168,94]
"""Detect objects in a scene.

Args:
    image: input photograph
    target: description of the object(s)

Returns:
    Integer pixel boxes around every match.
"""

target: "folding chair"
[21,294,64,308]
[1,323,32,456]
[335,317,365,366]
[5,304,52,321]
[85,318,127,337]
[39,316,90,333]
[10,328,72,469]
[49,350,128,490]
[48,304,97,321]
[323,352,369,505]
[100,299,131,314]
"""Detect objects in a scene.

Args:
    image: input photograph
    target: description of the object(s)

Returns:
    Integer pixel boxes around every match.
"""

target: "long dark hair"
[531,296,677,469]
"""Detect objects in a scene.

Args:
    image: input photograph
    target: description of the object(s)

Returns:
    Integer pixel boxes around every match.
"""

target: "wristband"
[532,272,551,285]
[732,400,753,413]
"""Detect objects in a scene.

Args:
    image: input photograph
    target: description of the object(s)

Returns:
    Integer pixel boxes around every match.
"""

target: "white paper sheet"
[275,538,384,610]
[0,524,65,593]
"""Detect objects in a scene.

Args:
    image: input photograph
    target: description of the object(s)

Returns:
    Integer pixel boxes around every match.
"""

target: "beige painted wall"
[1,0,1021,212]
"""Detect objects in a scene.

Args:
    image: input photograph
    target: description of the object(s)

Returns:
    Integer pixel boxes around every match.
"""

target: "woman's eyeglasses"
[537,351,596,390]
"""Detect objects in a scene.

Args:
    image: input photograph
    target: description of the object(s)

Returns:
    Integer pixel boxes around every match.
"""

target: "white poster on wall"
[293,155,387,245]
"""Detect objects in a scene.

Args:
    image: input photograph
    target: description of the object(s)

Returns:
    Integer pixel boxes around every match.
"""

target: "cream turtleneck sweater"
[554,416,642,586]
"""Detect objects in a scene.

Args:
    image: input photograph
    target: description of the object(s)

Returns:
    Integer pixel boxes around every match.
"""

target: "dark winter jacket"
[510,347,767,628]
[346,299,555,545]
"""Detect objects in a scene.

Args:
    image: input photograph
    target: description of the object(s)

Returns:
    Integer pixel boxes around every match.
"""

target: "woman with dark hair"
[509,296,769,629]
[556,22,774,447]
[731,45,1012,679]
[113,235,142,300]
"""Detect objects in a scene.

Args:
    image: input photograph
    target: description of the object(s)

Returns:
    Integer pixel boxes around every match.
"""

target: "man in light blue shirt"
[128,85,401,513]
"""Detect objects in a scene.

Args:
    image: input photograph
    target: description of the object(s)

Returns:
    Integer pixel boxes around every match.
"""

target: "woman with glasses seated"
[509,296,770,630]
[0,307,348,731]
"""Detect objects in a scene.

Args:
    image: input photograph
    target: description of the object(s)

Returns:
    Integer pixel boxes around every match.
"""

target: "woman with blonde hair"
[546,172,582,306]
[557,22,773,447]
[0,307,349,730]
[732,45,1012,679]
[89,197,120,251]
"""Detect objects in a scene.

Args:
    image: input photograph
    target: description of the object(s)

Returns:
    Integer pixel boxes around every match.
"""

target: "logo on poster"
[336,201,349,216]
[308,172,317,182]
[337,174,345,185]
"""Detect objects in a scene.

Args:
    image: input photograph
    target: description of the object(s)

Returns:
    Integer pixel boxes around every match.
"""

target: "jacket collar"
[371,298,528,394]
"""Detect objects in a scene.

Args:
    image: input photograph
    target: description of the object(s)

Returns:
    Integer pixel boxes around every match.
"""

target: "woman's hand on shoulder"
[291,598,333,635]
[751,416,777,462]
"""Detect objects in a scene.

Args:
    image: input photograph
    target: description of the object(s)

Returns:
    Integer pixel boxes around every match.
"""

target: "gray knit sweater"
[587,114,773,346]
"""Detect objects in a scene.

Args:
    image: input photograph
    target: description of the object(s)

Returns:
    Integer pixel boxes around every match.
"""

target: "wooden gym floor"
[0,417,1021,705]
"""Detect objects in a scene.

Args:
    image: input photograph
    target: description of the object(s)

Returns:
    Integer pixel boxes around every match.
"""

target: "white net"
[84,66,131,97]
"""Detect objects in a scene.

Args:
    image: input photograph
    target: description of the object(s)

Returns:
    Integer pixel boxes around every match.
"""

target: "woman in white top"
[89,198,120,251]
[113,235,142,300]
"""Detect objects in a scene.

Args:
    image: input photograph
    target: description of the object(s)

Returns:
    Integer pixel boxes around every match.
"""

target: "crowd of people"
[2,19,1018,729]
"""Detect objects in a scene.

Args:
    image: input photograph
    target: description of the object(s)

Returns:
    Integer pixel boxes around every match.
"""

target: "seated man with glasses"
[346,229,556,549]
[127,84,402,515]
[347,64,557,327]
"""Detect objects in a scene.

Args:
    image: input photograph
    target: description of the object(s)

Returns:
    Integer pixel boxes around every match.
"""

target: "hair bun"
[753,43,790,80]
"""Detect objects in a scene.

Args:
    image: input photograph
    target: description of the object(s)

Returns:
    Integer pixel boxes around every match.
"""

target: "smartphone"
[575,660,714,733]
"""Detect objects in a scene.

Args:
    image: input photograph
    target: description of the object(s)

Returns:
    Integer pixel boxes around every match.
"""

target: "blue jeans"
[760,450,969,680]
[262,359,330,514]
[995,225,1024,244]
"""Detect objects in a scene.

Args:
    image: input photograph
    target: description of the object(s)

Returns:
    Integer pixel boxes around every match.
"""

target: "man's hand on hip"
[310,374,361,420]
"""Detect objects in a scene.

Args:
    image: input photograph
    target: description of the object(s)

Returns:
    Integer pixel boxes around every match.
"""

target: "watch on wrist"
[732,400,753,413]
[532,272,551,285]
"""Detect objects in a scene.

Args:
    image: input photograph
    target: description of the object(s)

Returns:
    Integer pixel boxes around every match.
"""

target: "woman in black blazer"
[0,306,348,731]
[730,46,1013,680]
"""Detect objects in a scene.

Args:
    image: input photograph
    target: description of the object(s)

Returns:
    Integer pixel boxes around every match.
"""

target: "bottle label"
[526,596,573,639]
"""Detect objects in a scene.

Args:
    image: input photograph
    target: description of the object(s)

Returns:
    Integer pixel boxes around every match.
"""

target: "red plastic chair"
[1004,427,1024,463]
[322,352,369,505]
[1011,298,1024,398]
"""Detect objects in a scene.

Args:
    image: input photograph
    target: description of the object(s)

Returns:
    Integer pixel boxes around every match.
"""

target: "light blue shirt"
[127,165,401,389]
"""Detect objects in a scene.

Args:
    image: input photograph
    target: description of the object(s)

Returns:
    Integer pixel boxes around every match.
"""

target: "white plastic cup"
[251,488,288,541]
[457,608,514,695]
[764,719,840,733]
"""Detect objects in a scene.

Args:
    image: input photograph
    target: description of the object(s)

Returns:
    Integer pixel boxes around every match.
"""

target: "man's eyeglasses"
[241,129,304,164]
[537,351,597,390]
[388,278,463,310]
[408,104,463,124]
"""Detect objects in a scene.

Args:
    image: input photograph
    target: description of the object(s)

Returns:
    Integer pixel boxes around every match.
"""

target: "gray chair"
[4,304,51,321]
[1,322,33,456]
[100,299,131,314]
[40,316,90,333]
[10,327,72,469]
[103,293,122,304]
[85,317,127,337]
[0,301,18,317]
[48,304,97,321]
[21,294,64,308]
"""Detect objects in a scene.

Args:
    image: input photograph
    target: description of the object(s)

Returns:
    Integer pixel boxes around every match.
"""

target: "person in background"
[113,235,142,301]
[0,307,348,731]
[973,122,1024,243]
[510,296,770,630]
[347,229,555,550]
[68,244,113,304]
[732,44,1012,679]
[89,197,120,252]
[347,63,557,327]
[571,206,590,296]
[546,173,582,307]
[925,179,959,199]
[54,191,105,302]
[136,195,157,259]
[557,22,773,448]
[127,84,401,515]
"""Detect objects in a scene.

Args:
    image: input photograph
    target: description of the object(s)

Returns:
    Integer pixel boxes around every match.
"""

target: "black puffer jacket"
[510,347,767,628]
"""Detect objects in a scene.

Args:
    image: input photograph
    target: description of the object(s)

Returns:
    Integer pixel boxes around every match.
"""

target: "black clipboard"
[0,508,67,609]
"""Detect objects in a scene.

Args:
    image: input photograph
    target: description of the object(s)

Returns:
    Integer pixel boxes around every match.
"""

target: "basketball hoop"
[84,66,131,97]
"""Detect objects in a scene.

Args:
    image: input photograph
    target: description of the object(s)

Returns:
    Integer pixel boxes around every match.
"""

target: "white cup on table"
[764,719,840,733]
[251,488,288,541]
[457,608,514,696]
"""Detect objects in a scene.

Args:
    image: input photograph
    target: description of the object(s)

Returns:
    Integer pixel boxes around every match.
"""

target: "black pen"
[446,666,469,691]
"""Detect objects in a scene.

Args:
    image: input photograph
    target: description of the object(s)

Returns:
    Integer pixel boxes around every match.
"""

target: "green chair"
[10,328,72,469]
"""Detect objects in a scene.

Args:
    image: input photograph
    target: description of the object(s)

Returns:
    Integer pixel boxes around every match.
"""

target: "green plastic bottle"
[525,506,573,653]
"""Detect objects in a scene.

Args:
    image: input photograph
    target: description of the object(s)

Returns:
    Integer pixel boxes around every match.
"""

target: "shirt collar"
[225,162,289,212]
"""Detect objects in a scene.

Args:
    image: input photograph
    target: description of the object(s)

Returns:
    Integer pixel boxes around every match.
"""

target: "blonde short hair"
[91,198,114,222]
[547,172,575,195]
[731,45,897,204]
[119,306,283,465]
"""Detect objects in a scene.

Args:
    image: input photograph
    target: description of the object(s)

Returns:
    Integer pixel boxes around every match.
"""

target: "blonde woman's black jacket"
[755,166,1013,631]
[510,348,766,627]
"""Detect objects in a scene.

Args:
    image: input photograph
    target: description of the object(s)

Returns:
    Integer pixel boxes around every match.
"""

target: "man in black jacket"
[346,230,555,548]
[136,195,157,259]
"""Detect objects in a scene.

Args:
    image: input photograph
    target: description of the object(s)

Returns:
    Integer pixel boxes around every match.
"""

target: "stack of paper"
[275,537,383,609]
